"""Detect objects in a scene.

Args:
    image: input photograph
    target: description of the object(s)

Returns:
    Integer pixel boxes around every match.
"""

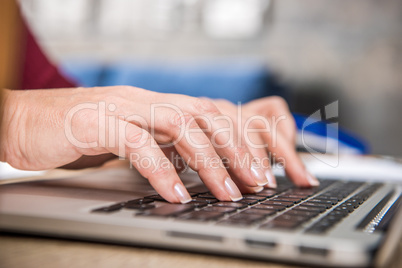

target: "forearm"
[0,89,15,163]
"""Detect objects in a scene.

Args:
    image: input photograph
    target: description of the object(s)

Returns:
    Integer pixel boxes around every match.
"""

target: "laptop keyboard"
[92,179,383,234]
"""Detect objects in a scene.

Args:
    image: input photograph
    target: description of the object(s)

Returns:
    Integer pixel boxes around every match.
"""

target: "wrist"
[0,89,22,163]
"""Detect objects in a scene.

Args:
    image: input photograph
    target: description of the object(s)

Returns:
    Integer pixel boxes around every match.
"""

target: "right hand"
[1,86,273,203]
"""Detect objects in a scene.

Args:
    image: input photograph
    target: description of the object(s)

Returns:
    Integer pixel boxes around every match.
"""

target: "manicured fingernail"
[251,164,268,186]
[265,170,277,188]
[252,186,264,193]
[306,172,320,186]
[174,183,192,204]
[224,177,243,201]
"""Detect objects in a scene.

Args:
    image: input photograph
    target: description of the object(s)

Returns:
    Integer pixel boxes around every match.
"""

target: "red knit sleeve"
[21,18,77,89]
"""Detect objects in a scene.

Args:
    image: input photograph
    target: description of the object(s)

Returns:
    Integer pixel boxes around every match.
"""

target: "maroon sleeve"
[21,19,77,89]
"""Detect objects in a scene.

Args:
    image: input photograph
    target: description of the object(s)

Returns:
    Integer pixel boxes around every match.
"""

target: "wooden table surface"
[1,233,401,268]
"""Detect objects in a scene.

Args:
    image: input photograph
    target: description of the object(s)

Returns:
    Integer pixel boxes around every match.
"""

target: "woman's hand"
[212,97,319,188]
[0,87,317,204]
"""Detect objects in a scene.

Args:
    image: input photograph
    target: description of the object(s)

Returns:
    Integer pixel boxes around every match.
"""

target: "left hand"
[211,96,319,188]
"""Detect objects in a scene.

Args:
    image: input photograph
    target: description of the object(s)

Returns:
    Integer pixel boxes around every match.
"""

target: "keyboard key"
[187,185,209,194]
[187,202,209,208]
[288,189,315,196]
[145,195,167,202]
[124,203,156,210]
[238,198,259,205]
[302,202,332,209]
[197,193,216,199]
[328,210,348,218]
[191,197,219,204]
[276,184,294,192]
[348,198,363,205]
[306,216,342,234]
[201,206,237,214]
[92,203,124,213]
[242,194,268,201]
[137,204,194,217]
[242,208,276,216]
[278,194,309,200]
[213,202,248,209]
[227,213,265,224]
[285,209,319,217]
[270,197,302,203]
[344,201,359,208]
[253,189,278,197]
[309,198,338,205]
[125,198,154,205]
[324,214,344,222]
[335,205,354,213]
[316,195,342,202]
[253,204,286,211]
[262,200,294,207]
[293,205,326,213]
[178,211,223,221]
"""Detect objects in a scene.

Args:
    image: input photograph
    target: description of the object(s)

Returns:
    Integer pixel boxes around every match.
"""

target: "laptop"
[0,159,401,268]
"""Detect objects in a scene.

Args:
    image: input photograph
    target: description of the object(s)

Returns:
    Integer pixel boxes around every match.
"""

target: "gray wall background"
[20,0,402,156]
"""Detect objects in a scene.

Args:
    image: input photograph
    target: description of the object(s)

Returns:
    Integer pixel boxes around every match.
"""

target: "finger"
[261,129,319,187]
[245,96,296,145]
[213,99,277,188]
[244,130,277,188]
[170,97,270,188]
[108,120,193,204]
[227,170,265,194]
[156,109,243,202]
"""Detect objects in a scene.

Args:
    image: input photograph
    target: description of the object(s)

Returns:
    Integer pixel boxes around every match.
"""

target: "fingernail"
[251,164,269,186]
[265,170,277,188]
[252,186,264,193]
[306,172,320,186]
[174,183,192,204]
[224,177,243,201]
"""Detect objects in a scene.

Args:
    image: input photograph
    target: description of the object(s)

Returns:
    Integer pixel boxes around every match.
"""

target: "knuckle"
[214,99,234,110]
[126,128,151,147]
[192,98,220,115]
[269,96,289,110]
[165,112,196,140]
[248,118,266,129]
[167,112,194,129]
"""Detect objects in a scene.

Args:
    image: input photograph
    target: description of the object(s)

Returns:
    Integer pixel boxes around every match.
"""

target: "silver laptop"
[1,161,401,267]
